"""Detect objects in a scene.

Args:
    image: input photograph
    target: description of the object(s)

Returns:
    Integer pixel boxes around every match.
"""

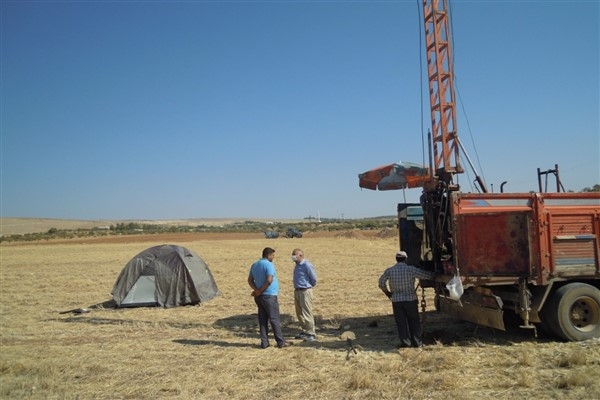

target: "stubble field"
[1,229,599,399]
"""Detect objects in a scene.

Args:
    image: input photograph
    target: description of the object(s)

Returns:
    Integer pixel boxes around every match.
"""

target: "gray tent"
[112,244,219,308]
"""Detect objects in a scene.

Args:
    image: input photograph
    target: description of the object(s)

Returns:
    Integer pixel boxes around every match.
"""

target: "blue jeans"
[254,295,285,347]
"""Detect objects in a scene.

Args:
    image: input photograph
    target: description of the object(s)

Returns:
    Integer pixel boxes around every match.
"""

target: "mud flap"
[438,294,506,331]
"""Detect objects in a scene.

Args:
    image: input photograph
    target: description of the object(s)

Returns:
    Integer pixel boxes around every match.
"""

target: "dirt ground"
[2,218,600,399]
[1,227,599,399]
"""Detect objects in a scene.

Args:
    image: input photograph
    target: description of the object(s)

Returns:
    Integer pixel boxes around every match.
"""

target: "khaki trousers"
[294,288,315,335]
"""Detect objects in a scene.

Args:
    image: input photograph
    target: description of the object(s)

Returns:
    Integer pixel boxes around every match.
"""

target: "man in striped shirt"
[378,251,435,348]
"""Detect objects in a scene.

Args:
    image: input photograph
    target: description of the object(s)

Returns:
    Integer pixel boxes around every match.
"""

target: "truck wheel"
[544,283,600,341]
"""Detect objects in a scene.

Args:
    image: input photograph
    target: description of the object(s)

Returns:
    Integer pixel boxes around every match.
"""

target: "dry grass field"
[1,230,599,399]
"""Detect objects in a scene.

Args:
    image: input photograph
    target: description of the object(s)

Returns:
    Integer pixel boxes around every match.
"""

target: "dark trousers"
[254,295,285,348]
[392,300,423,347]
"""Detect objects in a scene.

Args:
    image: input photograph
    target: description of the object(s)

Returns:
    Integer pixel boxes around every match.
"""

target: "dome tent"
[112,244,219,308]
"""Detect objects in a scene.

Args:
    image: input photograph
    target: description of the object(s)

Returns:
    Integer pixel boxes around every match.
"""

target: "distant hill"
[0,217,308,236]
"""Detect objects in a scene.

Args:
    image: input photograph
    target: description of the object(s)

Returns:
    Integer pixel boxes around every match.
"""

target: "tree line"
[0,218,397,243]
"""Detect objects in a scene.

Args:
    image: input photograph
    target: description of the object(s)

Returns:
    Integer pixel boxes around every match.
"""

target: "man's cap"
[396,251,408,258]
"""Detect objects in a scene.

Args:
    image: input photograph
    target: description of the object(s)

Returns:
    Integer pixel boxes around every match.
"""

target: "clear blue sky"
[1,0,598,220]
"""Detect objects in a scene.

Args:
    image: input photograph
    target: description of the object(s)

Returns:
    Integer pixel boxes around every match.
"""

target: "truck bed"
[450,192,600,285]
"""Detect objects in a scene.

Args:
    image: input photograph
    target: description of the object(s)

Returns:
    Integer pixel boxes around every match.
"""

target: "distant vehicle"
[285,228,302,238]
[264,231,279,239]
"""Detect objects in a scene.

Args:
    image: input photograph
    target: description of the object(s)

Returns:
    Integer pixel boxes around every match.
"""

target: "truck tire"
[544,283,600,341]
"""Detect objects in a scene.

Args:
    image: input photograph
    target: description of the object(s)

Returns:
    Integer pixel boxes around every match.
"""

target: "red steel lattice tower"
[422,0,463,186]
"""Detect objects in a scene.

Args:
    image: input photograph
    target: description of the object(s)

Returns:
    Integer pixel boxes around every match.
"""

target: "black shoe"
[277,341,293,348]
[261,344,270,349]
[294,332,308,339]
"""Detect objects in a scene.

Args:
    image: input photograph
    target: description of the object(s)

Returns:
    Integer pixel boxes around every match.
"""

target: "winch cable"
[447,0,487,190]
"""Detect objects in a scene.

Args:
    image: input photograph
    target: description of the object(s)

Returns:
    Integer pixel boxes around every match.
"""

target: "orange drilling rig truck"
[359,0,600,341]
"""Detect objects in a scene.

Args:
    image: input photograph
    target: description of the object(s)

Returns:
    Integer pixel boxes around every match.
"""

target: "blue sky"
[1,0,598,220]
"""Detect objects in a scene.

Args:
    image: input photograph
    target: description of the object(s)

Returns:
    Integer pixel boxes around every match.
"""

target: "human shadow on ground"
[56,301,557,352]
[55,307,299,344]
[214,309,558,353]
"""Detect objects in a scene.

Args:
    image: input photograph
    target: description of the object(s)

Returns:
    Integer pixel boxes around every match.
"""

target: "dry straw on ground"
[1,231,599,399]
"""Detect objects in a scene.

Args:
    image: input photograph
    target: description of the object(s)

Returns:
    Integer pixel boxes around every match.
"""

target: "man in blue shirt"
[379,251,435,348]
[291,248,318,342]
[248,247,291,349]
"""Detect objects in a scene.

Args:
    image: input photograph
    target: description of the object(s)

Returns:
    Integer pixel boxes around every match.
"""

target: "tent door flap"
[122,276,156,305]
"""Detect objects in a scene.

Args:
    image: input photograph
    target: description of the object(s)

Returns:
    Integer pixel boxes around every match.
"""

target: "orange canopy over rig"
[358,162,430,191]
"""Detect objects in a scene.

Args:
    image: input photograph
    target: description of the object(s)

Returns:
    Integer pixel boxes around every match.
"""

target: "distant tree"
[582,184,600,192]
